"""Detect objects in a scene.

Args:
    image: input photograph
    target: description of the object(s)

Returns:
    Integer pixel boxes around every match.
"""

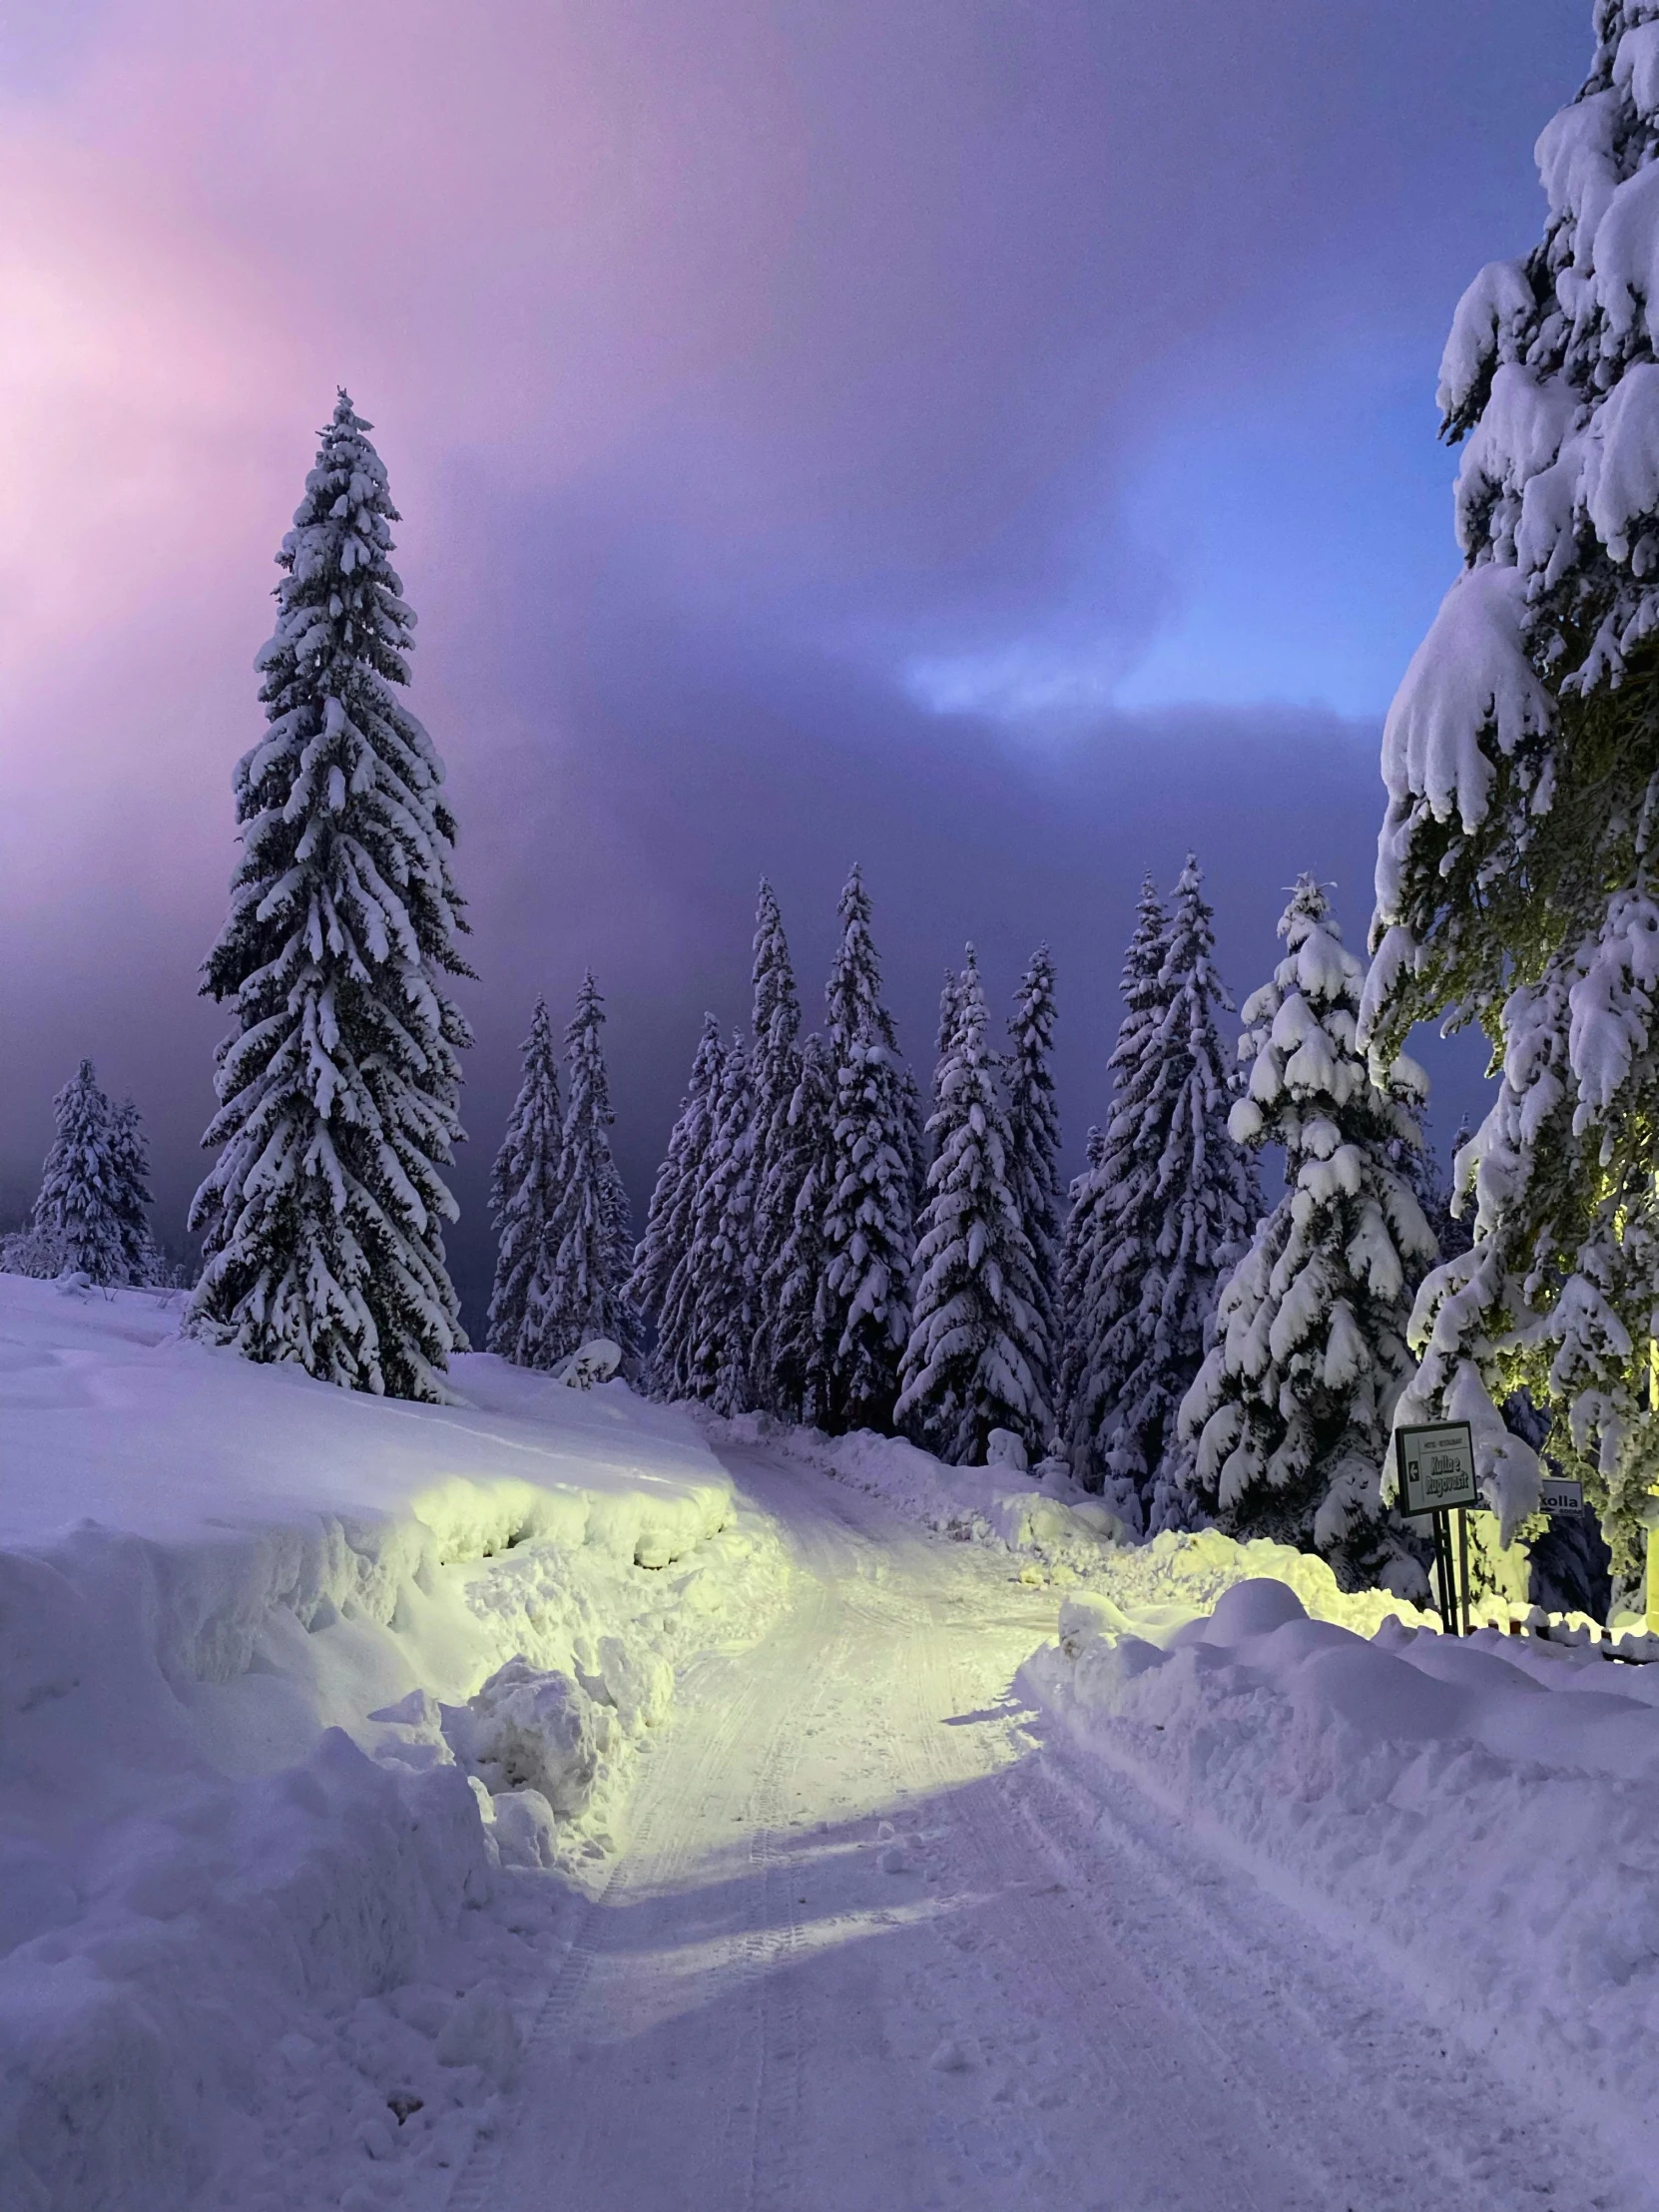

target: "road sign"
[1394,1421,1480,1518]
[1539,1474,1584,1515]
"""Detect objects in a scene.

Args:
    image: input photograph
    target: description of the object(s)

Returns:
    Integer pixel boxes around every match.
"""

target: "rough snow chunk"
[490,1787,560,1871]
[435,1979,522,2087]
[453,1660,605,1816]
[552,1338,623,1388]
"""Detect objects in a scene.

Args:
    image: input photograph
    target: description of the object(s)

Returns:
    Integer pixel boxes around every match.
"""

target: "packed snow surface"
[472,1439,1645,2212]
[7,1282,1657,2209]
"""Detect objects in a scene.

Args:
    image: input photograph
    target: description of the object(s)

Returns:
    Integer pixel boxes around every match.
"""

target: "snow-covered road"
[454,1445,1635,2212]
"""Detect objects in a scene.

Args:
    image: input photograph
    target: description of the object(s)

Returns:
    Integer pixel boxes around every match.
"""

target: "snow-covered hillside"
[0,1275,787,2212]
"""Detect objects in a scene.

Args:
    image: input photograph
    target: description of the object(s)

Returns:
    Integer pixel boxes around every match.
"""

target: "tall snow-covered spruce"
[1005,945,1062,1439]
[628,1017,723,1353]
[1060,879,1168,1515]
[746,881,804,1409]
[760,1032,837,1424]
[538,975,639,1374]
[630,1018,727,1400]
[1182,878,1436,1591]
[820,866,916,1433]
[107,1097,162,1287]
[31,1061,129,1285]
[1061,861,1256,1528]
[485,996,562,1365]
[188,393,470,1399]
[1357,5,1659,1576]
[675,1032,758,1412]
[896,950,1051,1461]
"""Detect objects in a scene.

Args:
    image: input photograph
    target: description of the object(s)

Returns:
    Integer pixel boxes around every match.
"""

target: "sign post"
[1394,1420,1480,1635]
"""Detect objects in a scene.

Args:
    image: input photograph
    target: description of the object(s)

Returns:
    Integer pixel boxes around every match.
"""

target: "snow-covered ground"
[8,1279,1659,2210]
[466,1439,1644,2212]
[0,1276,787,2211]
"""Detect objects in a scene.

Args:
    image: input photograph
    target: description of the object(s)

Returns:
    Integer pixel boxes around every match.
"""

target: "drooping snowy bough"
[1358,6,1659,1577]
[189,393,471,1399]
[1183,880,1436,1593]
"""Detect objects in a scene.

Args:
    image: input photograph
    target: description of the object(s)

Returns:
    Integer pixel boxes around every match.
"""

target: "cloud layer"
[0,0,1579,1312]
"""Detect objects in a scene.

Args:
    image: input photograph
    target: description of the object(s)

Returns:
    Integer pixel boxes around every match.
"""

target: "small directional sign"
[1539,1473,1585,1515]
[1394,1421,1480,1518]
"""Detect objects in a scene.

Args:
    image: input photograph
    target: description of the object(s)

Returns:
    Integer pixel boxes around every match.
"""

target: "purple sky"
[0,1,1589,1322]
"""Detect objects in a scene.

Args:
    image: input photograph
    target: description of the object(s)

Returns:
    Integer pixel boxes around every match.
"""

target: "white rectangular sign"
[1395,1421,1479,1517]
[1539,1474,1584,1515]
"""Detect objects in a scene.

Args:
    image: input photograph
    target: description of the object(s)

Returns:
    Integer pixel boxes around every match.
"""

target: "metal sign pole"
[1457,1506,1471,1637]
[1431,1510,1452,1635]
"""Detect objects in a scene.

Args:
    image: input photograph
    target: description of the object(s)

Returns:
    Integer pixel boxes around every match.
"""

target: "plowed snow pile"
[0,1276,787,2212]
[1027,1575,1659,2146]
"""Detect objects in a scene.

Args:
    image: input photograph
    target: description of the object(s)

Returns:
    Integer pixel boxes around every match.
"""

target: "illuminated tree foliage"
[1358,7,1659,1576]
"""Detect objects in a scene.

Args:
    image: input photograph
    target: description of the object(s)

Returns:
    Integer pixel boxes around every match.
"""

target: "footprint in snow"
[928,2038,977,2071]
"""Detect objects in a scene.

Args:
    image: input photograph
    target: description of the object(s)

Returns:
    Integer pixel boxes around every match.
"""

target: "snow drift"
[1028,1572,1659,2164]
[722,1412,1436,1636]
[0,1276,786,2212]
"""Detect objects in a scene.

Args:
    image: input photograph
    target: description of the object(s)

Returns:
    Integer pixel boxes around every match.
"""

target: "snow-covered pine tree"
[1066,879,1168,1521]
[693,1032,759,1412]
[1128,857,1261,1532]
[628,1017,723,1345]
[485,997,562,1363]
[899,1062,929,1247]
[1357,7,1659,1580]
[935,966,964,1068]
[107,1097,162,1287]
[820,866,916,1433]
[188,391,470,1400]
[1182,877,1437,1591]
[654,1034,753,1406]
[31,1060,128,1284]
[746,881,803,1407]
[600,1144,639,1382]
[1056,1119,1106,1426]
[1059,864,1257,1528]
[896,950,1051,1461]
[1005,946,1062,1441]
[760,1032,837,1423]
[1058,878,1169,1516]
[630,1018,726,1398]
[529,974,640,1373]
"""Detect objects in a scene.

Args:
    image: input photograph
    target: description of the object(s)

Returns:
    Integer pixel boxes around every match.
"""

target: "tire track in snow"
[445,1620,789,2211]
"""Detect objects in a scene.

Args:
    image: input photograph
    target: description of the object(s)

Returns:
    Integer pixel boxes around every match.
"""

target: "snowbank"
[719,1413,1432,1637]
[0,1277,787,2212]
[1028,1575,1659,2166]
[711,1414,1133,1571]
